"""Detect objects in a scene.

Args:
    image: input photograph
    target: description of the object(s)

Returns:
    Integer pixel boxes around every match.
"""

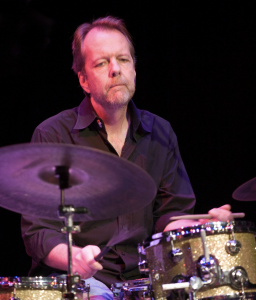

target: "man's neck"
[90,98,131,156]
[91,99,130,136]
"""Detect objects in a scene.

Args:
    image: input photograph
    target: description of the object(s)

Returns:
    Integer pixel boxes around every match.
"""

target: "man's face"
[79,28,136,109]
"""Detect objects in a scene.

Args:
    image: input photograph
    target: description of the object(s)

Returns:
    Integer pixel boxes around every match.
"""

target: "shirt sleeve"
[21,215,66,264]
[153,127,196,233]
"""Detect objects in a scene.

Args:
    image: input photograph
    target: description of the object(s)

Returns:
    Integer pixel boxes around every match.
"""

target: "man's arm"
[43,243,103,278]
[152,126,196,233]
[152,123,232,233]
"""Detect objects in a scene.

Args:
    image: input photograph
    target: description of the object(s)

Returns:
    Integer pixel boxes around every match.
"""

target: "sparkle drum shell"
[142,221,256,300]
[0,276,88,300]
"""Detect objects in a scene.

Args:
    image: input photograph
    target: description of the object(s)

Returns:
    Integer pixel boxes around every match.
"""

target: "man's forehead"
[82,27,130,56]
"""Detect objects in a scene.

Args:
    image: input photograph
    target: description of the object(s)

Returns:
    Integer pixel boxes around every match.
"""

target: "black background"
[0,0,255,276]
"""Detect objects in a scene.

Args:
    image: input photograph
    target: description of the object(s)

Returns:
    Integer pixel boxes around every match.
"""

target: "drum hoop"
[0,277,20,288]
[19,277,57,283]
[17,276,62,290]
[145,221,256,249]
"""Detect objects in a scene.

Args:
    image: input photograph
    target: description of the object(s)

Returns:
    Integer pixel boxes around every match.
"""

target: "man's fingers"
[80,246,103,271]
[208,207,233,222]
[216,204,231,211]
[73,246,103,279]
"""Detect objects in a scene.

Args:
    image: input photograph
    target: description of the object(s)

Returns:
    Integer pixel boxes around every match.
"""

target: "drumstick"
[170,212,245,221]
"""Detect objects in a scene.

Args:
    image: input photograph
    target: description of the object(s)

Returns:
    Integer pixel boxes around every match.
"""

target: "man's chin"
[104,98,130,109]
[104,92,132,108]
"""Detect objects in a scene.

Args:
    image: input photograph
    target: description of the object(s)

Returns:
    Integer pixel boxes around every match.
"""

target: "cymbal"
[232,177,256,201]
[0,143,157,221]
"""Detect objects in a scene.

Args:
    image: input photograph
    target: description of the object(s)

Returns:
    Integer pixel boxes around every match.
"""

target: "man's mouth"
[110,84,123,88]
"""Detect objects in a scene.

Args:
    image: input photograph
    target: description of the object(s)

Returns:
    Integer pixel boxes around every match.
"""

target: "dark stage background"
[0,1,255,276]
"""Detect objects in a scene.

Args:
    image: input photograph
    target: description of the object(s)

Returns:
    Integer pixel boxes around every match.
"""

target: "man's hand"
[164,204,232,232]
[199,204,232,223]
[43,243,103,279]
[73,245,103,279]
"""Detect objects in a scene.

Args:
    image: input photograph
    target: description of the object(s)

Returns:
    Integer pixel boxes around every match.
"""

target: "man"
[21,16,231,298]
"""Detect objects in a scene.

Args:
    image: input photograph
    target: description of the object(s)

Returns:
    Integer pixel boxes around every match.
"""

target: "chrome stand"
[55,166,88,300]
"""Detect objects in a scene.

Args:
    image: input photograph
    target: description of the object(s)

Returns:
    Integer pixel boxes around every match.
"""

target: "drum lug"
[229,267,248,290]
[225,223,242,255]
[168,239,184,263]
[198,255,218,285]
[225,239,242,255]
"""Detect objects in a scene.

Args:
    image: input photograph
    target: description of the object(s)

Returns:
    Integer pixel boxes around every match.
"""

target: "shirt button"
[97,119,103,128]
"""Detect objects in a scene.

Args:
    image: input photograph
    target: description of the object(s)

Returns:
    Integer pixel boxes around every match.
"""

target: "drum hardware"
[138,243,149,274]
[225,223,242,255]
[55,166,88,300]
[231,269,247,300]
[57,277,90,300]
[162,268,256,300]
[168,235,184,263]
[230,267,249,290]
[142,221,256,300]
[197,229,218,285]
[138,260,149,274]
[197,255,218,285]
[162,276,204,300]
[112,278,152,300]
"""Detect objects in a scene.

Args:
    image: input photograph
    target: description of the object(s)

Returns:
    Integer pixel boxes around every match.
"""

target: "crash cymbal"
[232,177,256,201]
[0,143,157,221]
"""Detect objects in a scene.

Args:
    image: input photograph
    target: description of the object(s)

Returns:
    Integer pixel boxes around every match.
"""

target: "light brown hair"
[72,16,136,75]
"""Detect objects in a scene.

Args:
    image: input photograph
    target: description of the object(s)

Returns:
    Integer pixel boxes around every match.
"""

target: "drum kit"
[0,143,255,300]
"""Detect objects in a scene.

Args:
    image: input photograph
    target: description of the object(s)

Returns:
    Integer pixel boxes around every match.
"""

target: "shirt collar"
[129,100,152,138]
[73,97,152,136]
[73,97,98,130]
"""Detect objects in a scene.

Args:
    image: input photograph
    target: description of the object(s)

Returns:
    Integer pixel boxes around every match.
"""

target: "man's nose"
[109,59,121,77]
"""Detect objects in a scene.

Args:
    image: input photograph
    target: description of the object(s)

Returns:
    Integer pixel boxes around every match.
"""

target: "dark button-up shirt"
[21,97,195,287]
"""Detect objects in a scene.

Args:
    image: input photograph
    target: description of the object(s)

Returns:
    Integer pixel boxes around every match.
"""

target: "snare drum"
[0,277,19,300]
[112,278,152,300]
[142,221,256,300]
[0,276,89,300]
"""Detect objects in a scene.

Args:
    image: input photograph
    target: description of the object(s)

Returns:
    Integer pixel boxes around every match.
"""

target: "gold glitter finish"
[16,289,62,300]
[145,224,256,299]
[0,278,85,300]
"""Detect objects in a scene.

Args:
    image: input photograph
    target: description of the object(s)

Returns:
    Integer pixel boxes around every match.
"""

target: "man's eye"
[95,62,105,67]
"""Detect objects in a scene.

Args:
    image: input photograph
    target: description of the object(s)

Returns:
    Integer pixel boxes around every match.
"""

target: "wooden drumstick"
[170,212,245,221]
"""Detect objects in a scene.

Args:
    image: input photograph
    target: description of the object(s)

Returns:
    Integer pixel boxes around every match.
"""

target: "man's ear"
[78,71,90,94]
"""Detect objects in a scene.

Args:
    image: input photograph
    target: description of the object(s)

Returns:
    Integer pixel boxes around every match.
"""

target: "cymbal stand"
[55,166,88,300]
